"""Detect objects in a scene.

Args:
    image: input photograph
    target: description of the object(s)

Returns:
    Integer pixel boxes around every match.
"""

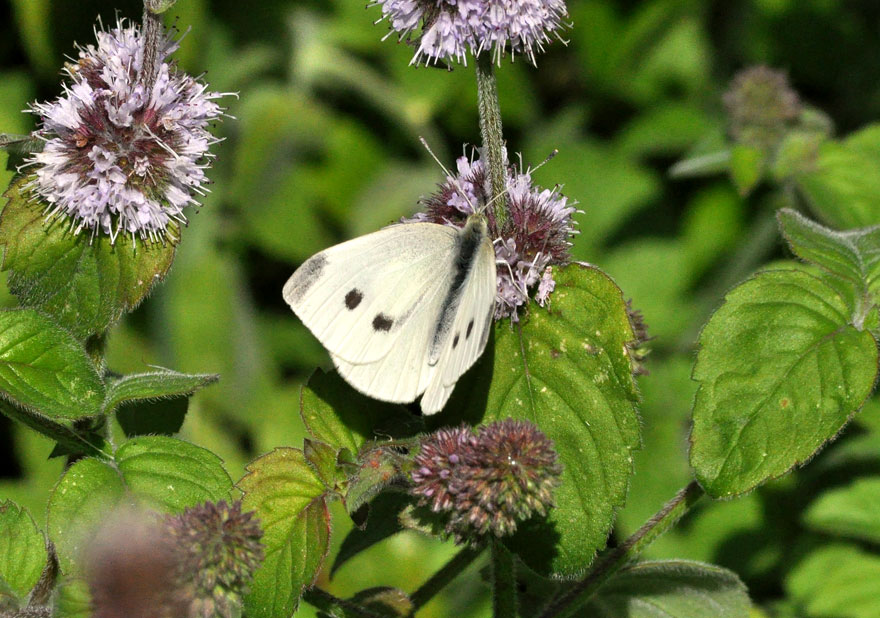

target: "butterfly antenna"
[419,135,480,214]
[527,149,559,176]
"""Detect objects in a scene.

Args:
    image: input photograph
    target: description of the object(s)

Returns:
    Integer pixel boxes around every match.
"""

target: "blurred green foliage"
[2,0,880,615]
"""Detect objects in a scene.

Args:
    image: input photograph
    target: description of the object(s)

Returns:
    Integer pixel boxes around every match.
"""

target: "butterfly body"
[283,214,496,414]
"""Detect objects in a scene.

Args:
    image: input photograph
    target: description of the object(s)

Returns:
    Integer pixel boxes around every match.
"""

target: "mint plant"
[1,2,879,618]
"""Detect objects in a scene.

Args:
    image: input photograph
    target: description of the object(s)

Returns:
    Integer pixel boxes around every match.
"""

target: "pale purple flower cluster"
[412,147,578,319]
[25,19,228,242]
[372,0,569,66]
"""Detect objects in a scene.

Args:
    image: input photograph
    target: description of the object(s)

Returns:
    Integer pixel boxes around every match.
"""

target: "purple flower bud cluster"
[372,0,569,66]
[411,419,562,542]
[164,500,264,618]
[723,66,802,151]
[411,148,578,320]
[24,18,229,242]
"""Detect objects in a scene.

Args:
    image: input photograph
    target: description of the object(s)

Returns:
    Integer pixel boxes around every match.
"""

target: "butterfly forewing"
[283,223,459,365]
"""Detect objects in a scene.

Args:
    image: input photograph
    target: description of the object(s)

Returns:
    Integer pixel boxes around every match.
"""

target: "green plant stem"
[410,545,483,611]
[475,53,508,226]
[302,587,386,618]
[140,2,164,91]
[538,481,705,618]
[491,539,517,617]
[0,400,109,459]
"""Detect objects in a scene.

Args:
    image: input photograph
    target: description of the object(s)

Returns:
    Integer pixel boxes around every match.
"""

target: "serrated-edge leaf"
[584,560,751,618]
[449,264,640,576]
[48,436,233,574]
[778,209,880,306]
[0,308,105,419]
[115,435,234,512]
[103,370,220,414]
[690,268,879,497]
[240,447,332,618]
[0,500,47,599]
[0,176,178,340]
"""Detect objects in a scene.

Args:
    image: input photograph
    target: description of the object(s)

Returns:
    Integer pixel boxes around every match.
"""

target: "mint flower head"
[411,420,562,542]
[372,0,570,66]
[411,148,578,320]
[723,66,801,151]
[24,18,229,243]
[164,500,264,618]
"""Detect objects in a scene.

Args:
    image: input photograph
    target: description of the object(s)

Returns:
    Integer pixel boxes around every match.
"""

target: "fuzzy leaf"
[444,264,640,576]
[796,124,880,229]
[0,500,47,601]
[303,438,344,490]
[343,446,406,516]
[787,544,880,618]
[0,176,178,340]
[103,371,219,414]
[778,208,880,305]
[582,560,751,617]
[804,477,880,544]
[301,370,423,454]
[48,436,233,574]
[690,269,878,497]
[240,447,332,618]
[0,309,104,419]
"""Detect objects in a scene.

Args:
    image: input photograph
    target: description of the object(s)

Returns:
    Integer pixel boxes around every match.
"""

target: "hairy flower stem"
[410,545,483,611]
[302,588,386,618]
[491,540,517,617]
[140,3,164,91]
[538,481,705,618]
[476,54,508,227]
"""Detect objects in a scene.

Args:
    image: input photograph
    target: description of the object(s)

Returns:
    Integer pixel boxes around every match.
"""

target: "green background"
[2,0,880,615]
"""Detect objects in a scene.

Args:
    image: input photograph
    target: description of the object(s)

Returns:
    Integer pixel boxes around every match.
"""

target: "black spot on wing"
[345,289,363,310]
[284,254,327,304]
[372,313,393,332]
[453,333,460,349]
[466,319,474,339]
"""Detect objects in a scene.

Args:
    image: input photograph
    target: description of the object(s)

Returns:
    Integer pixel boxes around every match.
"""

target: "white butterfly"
[283,213,497,415]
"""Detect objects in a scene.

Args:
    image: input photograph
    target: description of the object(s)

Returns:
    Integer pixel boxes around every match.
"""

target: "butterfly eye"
[344,289,363,310]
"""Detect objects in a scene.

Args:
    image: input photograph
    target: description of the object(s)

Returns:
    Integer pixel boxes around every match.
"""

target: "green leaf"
[0,500,47,601]
[690,269,879,497]
[778,208,880,308]
[0,176,178,340]
[48,436,233,573]
[303,438,343,490]
[582,560,751,617]
[728,144,767,196]
[787,544,880,618]
[301,370,423,454]
[804,477,880,544]
[446,264,640,576]
[332,492,408,577]
[240,447,332,618]
[116,398,188,438]
[103,370,219,414]
[796,124,880,229]
[0,309,104,419]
